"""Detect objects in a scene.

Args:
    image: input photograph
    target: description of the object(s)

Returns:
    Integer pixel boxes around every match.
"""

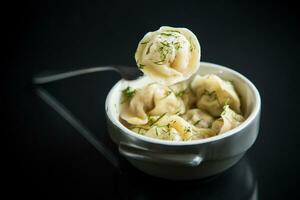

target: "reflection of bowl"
[105,62,261,180]
[115,157,258,200]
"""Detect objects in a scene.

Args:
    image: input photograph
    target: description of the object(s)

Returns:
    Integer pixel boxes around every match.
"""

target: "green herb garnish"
[122,86,136,98]
[193,119,202,126]
[176,90,185,97]
[184,126,191,133]
[146,43,153,55]
[140,41,149,45]
[203,90,216,97]
[121,87,136,103]
[224,98,230,106]
[165,30,181,33]
[160,41,171,47]
[188,36,195,52]
[147,115,155,125]
[175,110,181,115]
[138,64,145,69]
[221,105,229,116]
[173,41,181,50]
[149,113,167,126]
[160,32,178,37]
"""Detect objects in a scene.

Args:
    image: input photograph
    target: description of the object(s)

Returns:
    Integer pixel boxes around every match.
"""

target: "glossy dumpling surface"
[120,84,185,125]
[191,74,241,117]
[182,108,214,128]
[212,105,244,134]
[135,26,201,85]
[132,114,216,141]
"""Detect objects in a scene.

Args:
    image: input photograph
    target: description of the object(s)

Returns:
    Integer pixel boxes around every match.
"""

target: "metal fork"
[32,65,142,170]
[33,65,143,84]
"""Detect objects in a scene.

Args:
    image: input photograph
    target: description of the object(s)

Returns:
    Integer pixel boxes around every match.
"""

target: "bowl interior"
[106,62,260,145]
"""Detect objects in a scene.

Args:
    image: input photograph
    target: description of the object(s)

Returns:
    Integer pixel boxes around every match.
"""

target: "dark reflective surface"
[31,83,259,200]
[116,157,257,200]
[4,0,299,199]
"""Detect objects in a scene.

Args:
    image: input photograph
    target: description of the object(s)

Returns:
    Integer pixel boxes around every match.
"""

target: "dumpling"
[182,108,214,128]
[120,84,185,125]
[190,128,217,140]
[127,114,192,141]
[135,26,201,85]
[141,115,215,141]
[181,88,197,110]
[191,74,241,117]
[144,126,182,141]
[169,81,197,109]
[212,105,245,134]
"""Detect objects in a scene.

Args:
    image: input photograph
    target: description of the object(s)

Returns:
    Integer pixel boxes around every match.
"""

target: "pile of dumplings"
[119,26,244,141]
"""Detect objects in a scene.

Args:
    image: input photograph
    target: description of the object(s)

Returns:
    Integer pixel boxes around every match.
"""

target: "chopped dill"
[175,110,181,115]
[173,41,181,50]
[224,98,230,106]
[203,90,216,97]
[165,30,181,33]
[161,40,181,51]
[184,126,191,133]
[160,32,178,37]
[146,43,153,55]
[138,64,145,69]
[121,86,136,103]
[148,115,155,125]
[176,90,185,97]
[155,40,174,63]
[122,86,136,98]
[162,129,167,134]
[193,119,202,126]
[188,36,195,52]
[155,127,159,136]
[149,113,167,126]
[140,41,149,45]
[221,105,229,115]
[160,41,171,47]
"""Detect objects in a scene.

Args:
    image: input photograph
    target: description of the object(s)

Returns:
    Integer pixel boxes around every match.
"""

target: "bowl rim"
[105,61,261,146]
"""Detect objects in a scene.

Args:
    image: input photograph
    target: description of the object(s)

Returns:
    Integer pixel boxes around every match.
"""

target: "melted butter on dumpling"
[135,26,201,85]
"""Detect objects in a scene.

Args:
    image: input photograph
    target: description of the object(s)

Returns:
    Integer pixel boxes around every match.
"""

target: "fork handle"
[33,66,119,84]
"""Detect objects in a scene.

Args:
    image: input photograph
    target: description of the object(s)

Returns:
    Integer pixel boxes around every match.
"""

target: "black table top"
[3,1,299,199]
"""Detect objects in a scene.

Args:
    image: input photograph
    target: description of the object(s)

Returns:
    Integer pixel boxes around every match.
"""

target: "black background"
[3,0,300,199]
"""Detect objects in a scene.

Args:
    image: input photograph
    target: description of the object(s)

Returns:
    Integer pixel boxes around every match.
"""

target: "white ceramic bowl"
[105,62,261,180]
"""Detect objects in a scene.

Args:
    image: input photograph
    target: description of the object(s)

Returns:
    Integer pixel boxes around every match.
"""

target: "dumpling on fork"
[135,26,201,85]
